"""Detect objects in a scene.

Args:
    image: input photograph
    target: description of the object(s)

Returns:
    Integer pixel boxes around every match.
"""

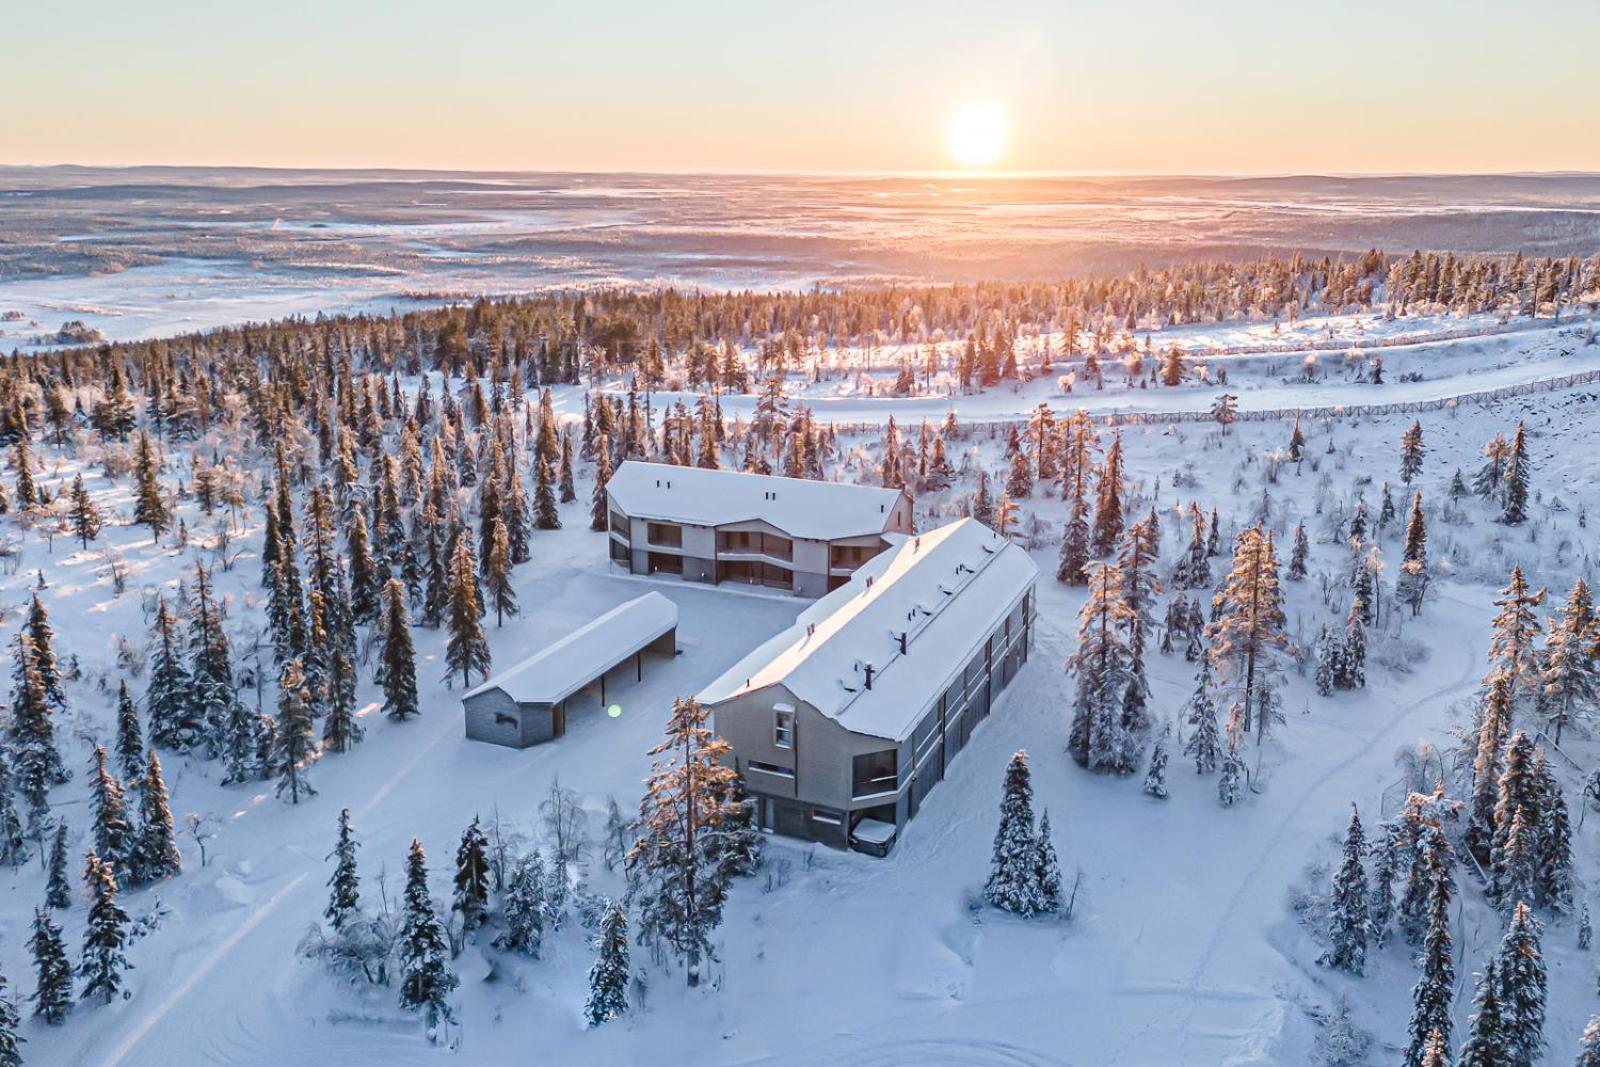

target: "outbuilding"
[462,591,679,748]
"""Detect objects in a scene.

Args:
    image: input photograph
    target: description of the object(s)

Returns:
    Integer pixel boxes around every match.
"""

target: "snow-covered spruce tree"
[113,681,144,785]
[1367,819,1402,948]
[627,695,750,987]
[132,430,170,537]
[325,808,361,932]
[378,577,420,721]
[1069,561,1138,773]
[1399,816,1454,947]
[484,515,517,627]
[494,849,546,957]
[1500,420,1530,526]
[267,554,308,667]
[1313,625,1340,697]
[1143,734,1170,799]
[0,749,27,868]
[1217,742,1244,807]
[78,849,130,1004]
[26,595,68,723]
[1395,491,1430,617]
[1171,504,1211,590]
[397,838,457,1033]
[1182,652,1221,774]
[1116,514,1163,726]
[29,905,71,1024]
[12,634,64,830]
[1456,959,1508,1067]
[1488,564,1547,708]
[1090,431,1125,557]
[273,659,318,804]
[189,561,236,754]
[1033,808,1063,913]
[1541,577,1598,746]
[134,750,180,883]
[1056,490,1091,586]
[1318,805,1369,975]
[1494,900,1546,1064]
[69,472,102,548]
[1399,418,1425,485]
[88,746,133,884]
[347,510,381,625]
[1581,903,1593,951]
[1287,521,1309,582]
[452,816,490,933]
[590,430,614,532]
[1532,755,1574,913]
[986,751,1044,914]
[971,469,995,529]
[1491,732,1540,903]
[444,536,490,689]
[145,595,199,751]
[584,901,630,1028]
[533,452,561,530]
[45,822,70,909]
[1338,592,1366,690]
[1465,674,1514,866]
[1205,524,1287,743]
[1402,861,1455,1067]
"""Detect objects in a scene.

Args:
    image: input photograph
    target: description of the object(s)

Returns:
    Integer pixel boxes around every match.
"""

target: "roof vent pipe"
[863,662,875,690]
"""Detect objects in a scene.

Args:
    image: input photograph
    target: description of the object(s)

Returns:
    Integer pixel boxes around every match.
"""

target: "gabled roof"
[698,519,1038,741]
[605,461,905,542]
[464,591,677,706]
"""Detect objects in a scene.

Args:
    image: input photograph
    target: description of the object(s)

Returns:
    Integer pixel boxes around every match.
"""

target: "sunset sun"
[945,100,1008,168]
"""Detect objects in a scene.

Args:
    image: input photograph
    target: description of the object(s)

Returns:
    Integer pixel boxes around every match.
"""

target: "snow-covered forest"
[0,249,1599,1064]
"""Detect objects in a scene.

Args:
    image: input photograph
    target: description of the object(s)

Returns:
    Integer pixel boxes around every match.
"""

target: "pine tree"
[134,750,179,883]
[113,681,143,784]
[325,808,361,931]
[397,839,457,1032]
[1403,861,1455,1067]
[273,659,318,804]
[29,906,71,1024]
[1495,901,1546,1064]
[627,695,751,986]
[1457,960,1509,1067]
[452,816,490,932]
[1206,525,1287,742]
[1182,653,1221,773]
[1319,805,1369,975]
[494,849,546,957]
[44,822,70,909]
[444,537,490,688]
[986,751,1044,914]
[132,430,170,537]
[69,473,102,548]
[584,901,629,1028]
[378,578,420,721]
[78,850,130,1004]
[88,746,133,884]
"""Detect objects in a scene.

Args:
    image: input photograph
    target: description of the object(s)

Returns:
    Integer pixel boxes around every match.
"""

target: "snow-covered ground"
[3,310,1600,1066]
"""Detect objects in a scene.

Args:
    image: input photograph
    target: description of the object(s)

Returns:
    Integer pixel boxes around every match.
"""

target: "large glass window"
[851,749,898,799]
[646,522,683,548]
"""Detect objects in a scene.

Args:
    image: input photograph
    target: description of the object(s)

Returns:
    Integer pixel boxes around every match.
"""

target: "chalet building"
[698,518,1037,856]
[462,592,677,748]
[603,461,913,597]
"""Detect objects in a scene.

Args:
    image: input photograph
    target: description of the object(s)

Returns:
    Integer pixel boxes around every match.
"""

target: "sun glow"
[945,101,1009,168]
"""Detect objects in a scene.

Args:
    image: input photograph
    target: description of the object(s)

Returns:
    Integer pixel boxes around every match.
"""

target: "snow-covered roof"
[464,591,677,706]
[605,461,906,542]
[698,518,1038,741]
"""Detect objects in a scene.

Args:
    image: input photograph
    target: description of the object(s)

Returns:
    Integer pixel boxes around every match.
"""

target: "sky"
[6,0,1599,175]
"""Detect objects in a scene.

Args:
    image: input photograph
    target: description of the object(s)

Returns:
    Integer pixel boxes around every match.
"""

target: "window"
[810,808,843,827]
[747,760,795,779]
[851,749,898,799]
[646,522,683,548]
[774,707,794,749]
[609,510,630,538]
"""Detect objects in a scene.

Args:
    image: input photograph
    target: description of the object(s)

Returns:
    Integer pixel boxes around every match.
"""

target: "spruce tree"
[591,431,614,532]
[1541,577,1598,745]
[78,850,130,1004]
[88,746,133,884]
[145,595,198,750]
[134,750,180,883]
[347,510,380,625]
[533,452,561,530]
[1403,861,1455,1067]
[558,429,577,503]
[484,515,517,626]
[1396,491,1430,616]
[1457,960,1508,1067]
[1069,561,1137,772]
[444,537,490,688]
[1400,419,1425,484]
[1319,805,1369,975]
[1288,521,1309,581]
[1495,900,1546,1064]
[1090,432,1125,556]
[494,849,546,957]
[273,659,318,804]
[0,749,26,868]
[132,430,170,537]
[29,906,71,1024]
[1206,524,1286,742]
[69,472,102,548]
[1056,490,1091,585]
[1577,1018,1600,1066]
[584,901,629,1028]
[11,633,65,826]
[325,808,361,931]
[1183,653,1221,774]
[452,816,490,932]
[44,822,71,909]
[986,751,1044,914]
[397,839,457,1032]
[1466,675,1513,866]
[1142,734,1170,799]
[1501,421,1530,525]
[113,681,144,784]
[379,578,420,721]
[1034,808,1063,914]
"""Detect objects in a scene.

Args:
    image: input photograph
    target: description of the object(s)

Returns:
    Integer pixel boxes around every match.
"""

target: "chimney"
[863,662,875,690]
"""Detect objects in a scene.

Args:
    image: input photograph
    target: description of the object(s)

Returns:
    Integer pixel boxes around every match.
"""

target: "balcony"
[717,531,793,562]
[646,522,683,549]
